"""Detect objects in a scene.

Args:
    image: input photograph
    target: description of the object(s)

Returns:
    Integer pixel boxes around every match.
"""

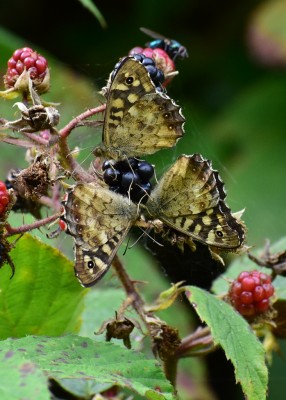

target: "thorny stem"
[59,104,106,139]
[175,326,216,358]
[163,327,216,385]
[1,136,40,148]
[58,136,95,182]
[112,255,150,329]
[21,131,49,146]
[5,212,61,237]
[112,255,183,388]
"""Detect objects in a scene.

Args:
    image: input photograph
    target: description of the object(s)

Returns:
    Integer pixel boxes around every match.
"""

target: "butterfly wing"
[146,154,245,249]
[63,183,138,287]
[102,57,185,158]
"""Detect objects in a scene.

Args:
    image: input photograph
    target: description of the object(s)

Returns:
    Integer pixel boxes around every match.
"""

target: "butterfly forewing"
[146,154,245,250]
[63,183,138,287]
[99,57,185,158]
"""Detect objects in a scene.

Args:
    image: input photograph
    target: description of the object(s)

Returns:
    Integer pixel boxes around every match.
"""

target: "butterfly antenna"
[136,190,152,214]
[122,236,131,255]
[127,226,164,250]
[153,167,159,185]
[126,230,146,250]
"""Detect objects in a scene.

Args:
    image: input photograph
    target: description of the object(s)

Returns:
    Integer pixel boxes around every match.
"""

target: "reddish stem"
[5,212,60,237]
[58,136,95,182]
[59,104,106,139]
[21,131,49,146]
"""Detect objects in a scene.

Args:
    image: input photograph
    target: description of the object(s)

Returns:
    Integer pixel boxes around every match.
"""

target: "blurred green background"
[0,0,286,399]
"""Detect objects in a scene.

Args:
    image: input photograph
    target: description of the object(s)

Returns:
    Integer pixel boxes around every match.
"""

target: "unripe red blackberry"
[228,270,275,317]
[0,181,9,215]
[4,47,50,94]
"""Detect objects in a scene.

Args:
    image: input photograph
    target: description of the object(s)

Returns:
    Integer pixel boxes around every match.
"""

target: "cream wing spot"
[127,93,139,103]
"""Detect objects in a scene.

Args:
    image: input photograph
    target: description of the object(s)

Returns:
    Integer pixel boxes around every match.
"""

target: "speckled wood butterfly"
[144,154,245,250]
[61,154,245,287]
[61,183,138,287]
[95,56,185,160]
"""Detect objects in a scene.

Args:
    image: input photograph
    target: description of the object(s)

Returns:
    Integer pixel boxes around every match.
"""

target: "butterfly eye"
[215,231,223,238]
[87,260,94,269]
[126,76,134,85]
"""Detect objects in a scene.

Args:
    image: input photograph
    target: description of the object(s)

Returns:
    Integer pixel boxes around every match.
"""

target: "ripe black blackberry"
[132,54,164,89]
[102,158,154,204]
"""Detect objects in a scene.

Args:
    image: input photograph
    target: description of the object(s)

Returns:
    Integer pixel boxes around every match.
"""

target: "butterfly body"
[95,56,185,160]
[145,154,245,250]
[61,183,138,287]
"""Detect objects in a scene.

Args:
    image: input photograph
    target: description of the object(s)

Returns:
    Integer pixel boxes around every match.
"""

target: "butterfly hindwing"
[62,183,138,287]
[146,154,245,250]
[98,57,185,158]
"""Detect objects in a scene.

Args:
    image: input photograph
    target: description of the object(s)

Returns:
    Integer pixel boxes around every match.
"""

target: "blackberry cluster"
[132,54,165,90]
[112,55,164,91]
[228,270,275,317]
[102,158,154,204]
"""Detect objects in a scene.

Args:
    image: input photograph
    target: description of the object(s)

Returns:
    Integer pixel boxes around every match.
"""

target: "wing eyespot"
[126,76,134,85]
[87,260,94,269]
[215,230,223,238]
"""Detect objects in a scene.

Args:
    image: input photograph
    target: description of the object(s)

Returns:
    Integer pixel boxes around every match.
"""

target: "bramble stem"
[112,255,149,327]
[58,136,95,182]
[175,326,216,358]
[59,104,106,139]
[21,131,49,146]
[5,212,61,237]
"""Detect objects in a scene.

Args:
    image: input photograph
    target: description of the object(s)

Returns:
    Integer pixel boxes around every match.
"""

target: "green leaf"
[0,350,50,400]
[185,286,268,400]
[0,234,86,339]
[77,0,107,28]
[273,276,286,300]
[56,379,114,399]
[0,335,175,400]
